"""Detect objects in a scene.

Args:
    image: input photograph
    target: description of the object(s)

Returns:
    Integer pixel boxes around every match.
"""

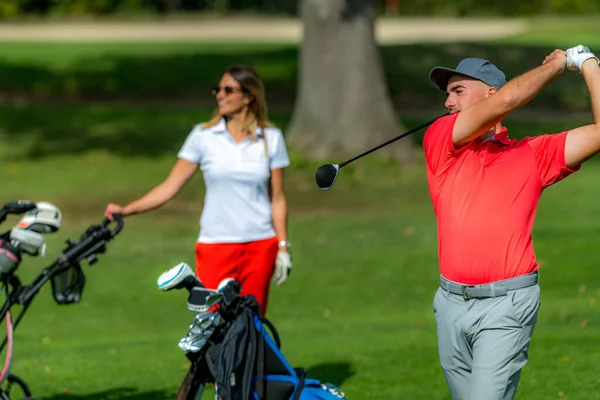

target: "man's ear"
[487,86,497,97]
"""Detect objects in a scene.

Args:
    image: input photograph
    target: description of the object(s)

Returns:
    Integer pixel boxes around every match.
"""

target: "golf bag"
[248,313,347,400]
[178,294,346,400]
[0,201,123,400]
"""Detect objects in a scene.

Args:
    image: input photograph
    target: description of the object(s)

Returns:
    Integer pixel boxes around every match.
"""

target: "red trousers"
[195,236,278,316]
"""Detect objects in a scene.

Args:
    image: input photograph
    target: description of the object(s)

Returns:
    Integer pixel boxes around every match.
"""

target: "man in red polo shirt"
[424,45,600,400]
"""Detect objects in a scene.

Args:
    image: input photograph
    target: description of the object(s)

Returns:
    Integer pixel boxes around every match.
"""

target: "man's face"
[445,74,496,114]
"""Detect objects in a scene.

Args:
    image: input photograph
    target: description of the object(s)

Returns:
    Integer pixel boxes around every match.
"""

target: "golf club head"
[189,312,221,333]
[217,277,242,305]
[313,113,449,192]
[188,312,213,334]
[180,311,222,352]
[315,164,339,191]
[157,262,201,292]
[179,333,211,353]
[187,286,223,312]
[218,277,235,291]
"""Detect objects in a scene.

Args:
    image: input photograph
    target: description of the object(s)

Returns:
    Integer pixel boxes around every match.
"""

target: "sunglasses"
[212,85,247,96]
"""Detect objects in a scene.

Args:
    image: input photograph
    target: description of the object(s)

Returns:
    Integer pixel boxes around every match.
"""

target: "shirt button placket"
[236,145,243,169]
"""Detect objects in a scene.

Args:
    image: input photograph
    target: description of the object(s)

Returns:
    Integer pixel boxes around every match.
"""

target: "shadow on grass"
[308,361,355,388]
[0,41,587,109]
[40,365,351,400]
[44,387,173,400]
[0,41,592,159]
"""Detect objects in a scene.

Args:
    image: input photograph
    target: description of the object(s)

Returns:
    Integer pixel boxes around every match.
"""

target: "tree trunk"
[286,0,415,164]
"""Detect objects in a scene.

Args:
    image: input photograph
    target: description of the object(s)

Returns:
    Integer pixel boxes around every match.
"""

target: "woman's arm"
[105,158,198,218]
[269,168,288,249]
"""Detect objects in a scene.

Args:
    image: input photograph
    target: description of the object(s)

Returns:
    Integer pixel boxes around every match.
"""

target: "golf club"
[315,112,450,190]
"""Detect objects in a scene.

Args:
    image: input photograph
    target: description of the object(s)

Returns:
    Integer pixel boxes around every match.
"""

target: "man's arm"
[564,49,600,168]
[453,50,567,146]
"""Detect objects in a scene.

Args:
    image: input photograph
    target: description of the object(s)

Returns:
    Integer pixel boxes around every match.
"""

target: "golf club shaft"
[338,112,450,168]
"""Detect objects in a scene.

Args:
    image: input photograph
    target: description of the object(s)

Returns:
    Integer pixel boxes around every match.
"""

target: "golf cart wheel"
[2,374,32,398]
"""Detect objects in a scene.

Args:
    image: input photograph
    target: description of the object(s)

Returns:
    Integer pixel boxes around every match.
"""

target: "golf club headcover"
[10,227,46,256]
[16,201,62,233]
[157,262,201,291]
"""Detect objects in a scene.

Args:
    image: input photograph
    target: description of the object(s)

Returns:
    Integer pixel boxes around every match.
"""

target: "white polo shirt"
[177,118,290,244]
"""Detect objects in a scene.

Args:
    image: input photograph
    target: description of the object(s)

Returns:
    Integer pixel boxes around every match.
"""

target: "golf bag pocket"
[254,316,347,400]
[0,239,21,279]
[259,375,346,400]
[51,263,86,305]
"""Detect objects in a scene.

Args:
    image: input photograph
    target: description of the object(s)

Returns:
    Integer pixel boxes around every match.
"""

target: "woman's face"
[214,73,249,117]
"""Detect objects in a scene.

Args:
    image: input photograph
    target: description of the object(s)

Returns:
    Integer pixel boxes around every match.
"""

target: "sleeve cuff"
[270,160,290,170]
[177,152,199,163]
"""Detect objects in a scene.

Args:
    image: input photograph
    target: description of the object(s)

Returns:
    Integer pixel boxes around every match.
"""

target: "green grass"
[0,102,591,162]
[2,111,600,400]
[1,14,600,400]
[495,16,600,47]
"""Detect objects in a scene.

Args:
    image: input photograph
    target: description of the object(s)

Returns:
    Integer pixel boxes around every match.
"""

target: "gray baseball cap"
[429,58,507,91]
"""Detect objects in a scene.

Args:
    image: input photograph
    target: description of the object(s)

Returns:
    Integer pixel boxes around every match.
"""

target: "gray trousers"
[433,279,541,400]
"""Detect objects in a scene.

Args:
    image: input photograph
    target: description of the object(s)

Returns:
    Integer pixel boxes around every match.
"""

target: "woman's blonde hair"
[203,65,273,155]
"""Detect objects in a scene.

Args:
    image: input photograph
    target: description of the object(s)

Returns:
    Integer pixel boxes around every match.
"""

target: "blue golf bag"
[250,314,346,400]
[176,287,347,400]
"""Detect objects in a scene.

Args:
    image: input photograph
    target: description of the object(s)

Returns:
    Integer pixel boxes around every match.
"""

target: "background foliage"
[1,0,599,19]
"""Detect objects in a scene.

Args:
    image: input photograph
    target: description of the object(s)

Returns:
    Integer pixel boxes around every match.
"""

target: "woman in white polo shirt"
[104,65,292,316]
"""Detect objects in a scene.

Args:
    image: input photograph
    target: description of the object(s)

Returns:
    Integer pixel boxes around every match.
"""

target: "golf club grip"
[0,201,36,224]
[3,201,36,215]
[339,112,449,168]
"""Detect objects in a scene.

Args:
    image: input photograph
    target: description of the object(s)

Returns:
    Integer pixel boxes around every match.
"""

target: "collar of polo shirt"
[211,118,265,139]
[480,127,516,146]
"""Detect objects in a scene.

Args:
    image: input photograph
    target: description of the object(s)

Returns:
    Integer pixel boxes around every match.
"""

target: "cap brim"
[429,67,477,92]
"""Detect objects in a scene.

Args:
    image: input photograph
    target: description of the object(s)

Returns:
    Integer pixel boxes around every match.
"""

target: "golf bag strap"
[255,324,265,399]
[262,317,282,348]
[291,368,308,400]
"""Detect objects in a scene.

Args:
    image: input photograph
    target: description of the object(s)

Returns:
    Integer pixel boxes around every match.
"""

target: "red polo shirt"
[423,113,579,284]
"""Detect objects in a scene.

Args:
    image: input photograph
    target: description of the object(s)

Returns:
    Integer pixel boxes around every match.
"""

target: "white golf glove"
[566,45,599,72]
[274,250,292,286]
